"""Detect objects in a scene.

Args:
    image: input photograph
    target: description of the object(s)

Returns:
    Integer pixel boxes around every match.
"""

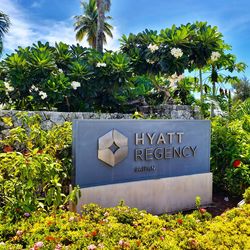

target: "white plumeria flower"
[58,68,63,73]
[148,43,159,52]
[4,81,10,89]
[170,48,183,58]
[4,81,14,92]
[96,62,107,67]
[150,88,157,94]
[30,85,39,92]
[7,86,14,92]
[146,59,155,64]
[168,73,184,88]
[39,91,47,100]
[71,81,81,90]
[210,51,221,62]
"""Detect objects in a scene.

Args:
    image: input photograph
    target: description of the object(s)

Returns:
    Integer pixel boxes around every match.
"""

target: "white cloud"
[104,26,120,51]
[38,20,85,47]
[1,0,38,51]
[31,0,44,8]
[1,0,119,53]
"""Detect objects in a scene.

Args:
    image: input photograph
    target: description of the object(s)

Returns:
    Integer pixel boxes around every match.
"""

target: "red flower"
[177,218,183,225]
[3,145,13,153]
[91,230,98,237]
[233,160,241,168]
[47,221,53,226]
[45,236,56,241]
[199,208,206,214]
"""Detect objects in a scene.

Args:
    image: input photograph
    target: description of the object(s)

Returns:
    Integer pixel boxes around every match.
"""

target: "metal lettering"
[154,147,163,160]
[167,132,175,144]
[157,133,166,144]
[182,146,191,157]
[164,147,172,159]
[176,132,184,143]
[173,147,181,158]
[135,133,144,145]
[146,133,156,145]
[135,148,143,160]
[190,146,197,156]
[145,148,154,160]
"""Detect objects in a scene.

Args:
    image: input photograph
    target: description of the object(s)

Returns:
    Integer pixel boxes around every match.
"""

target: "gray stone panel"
[73,119,210,188]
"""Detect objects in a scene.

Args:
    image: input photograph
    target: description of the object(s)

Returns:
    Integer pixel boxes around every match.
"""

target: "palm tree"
[96,0,111,52]
[0,11,10,55]
[74,0,113,50]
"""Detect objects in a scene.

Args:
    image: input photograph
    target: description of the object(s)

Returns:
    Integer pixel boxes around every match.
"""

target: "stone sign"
[73,120,210,188]
[73,119,212,213]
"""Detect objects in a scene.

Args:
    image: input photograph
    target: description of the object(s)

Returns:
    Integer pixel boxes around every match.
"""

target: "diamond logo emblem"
[98,129,128,167]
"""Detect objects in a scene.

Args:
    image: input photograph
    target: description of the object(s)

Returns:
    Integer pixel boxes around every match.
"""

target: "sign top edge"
[73,119,210,123]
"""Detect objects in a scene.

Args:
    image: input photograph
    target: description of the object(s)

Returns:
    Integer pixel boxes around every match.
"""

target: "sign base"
[76,173,212,214]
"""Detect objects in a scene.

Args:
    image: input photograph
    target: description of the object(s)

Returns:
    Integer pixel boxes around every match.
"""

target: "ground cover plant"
[0,200,250,249]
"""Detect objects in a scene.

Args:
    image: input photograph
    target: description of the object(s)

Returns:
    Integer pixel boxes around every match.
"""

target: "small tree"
[232,76,250,102]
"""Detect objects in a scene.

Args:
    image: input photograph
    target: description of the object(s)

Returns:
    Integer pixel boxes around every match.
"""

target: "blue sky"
[1,0,250,79]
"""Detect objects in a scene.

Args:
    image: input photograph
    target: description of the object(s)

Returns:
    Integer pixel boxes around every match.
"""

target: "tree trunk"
[228,90,232,117]
[199,68,203,103]
[211,81,216,117]
[199,68,205,118]
[97,0,105,53]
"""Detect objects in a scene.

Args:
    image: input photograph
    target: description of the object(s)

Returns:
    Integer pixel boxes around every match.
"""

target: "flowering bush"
[0,203,249,249]
[0,21,245,113]
[211,101,250,196]
[0,42,135,112]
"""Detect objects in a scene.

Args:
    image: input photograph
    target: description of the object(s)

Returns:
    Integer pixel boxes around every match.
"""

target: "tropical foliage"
[120,22,246,116]
[0,114,79,221]
[0,42,134,112]
[211,98,250,195]
[0,40,196,113]
[0,22,246,115]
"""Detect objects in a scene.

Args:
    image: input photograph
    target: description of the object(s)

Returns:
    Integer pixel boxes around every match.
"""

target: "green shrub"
[0,42,135,112]
[0,114,79,221]
[243,187,250,204]
[211,101,250,196]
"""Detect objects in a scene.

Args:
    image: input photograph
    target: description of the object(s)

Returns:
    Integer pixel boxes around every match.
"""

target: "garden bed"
[0,203,250,249]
